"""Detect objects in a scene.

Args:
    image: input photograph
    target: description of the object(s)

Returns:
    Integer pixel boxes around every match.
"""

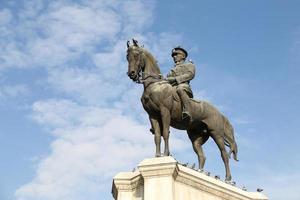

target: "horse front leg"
[160,106,171,156]
[149,117,162,157]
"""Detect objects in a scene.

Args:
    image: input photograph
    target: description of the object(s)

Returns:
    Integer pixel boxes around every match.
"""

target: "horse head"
[126,39,144,82]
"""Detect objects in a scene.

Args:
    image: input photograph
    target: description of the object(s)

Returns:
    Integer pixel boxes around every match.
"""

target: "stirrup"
[182,111,191,120]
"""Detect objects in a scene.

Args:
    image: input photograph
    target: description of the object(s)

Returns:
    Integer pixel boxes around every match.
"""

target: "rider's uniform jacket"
[167,61,195,97]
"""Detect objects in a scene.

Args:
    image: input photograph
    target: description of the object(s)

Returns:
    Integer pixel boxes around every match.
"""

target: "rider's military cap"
[171,46,188,58]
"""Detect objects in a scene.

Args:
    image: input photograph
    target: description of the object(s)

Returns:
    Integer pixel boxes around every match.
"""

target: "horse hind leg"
[211,132,232,181]
[187,130,209,170]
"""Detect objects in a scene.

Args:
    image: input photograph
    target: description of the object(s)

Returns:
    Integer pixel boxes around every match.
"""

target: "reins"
[134,50,163,84]
[135,71,163,84]
[130,46,166,86]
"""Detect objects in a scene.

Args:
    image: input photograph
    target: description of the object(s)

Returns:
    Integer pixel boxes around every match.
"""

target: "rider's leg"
[177,85,192,120]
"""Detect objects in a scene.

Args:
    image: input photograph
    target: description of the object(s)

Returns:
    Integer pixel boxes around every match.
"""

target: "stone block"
[112,156,268,200]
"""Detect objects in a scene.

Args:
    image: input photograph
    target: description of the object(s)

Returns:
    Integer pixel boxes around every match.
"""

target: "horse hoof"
[163,152,170,156]
[155,153,161,157]
[225,177,232,183]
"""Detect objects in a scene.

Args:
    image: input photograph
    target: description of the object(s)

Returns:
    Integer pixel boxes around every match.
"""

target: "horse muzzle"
[127,71,138,81]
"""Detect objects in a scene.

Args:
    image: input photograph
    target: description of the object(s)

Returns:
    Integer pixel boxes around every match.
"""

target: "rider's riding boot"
[177,89,192,121]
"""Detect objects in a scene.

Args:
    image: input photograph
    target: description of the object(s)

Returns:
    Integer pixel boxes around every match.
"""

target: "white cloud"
[0,43,31,69]
[28,1,121,68]
[32,99,120,129]
[0,84,30,99]
[0,0,133,70]
[119,1,155,35]
[11,1,191,200]
[47,67,128,106]
[17,98,188,200]
[19,100,147,199]
[147,32,184,67]
[93,40,127,79]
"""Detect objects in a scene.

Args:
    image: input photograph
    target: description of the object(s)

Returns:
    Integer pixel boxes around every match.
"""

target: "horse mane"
[141,48,161,74]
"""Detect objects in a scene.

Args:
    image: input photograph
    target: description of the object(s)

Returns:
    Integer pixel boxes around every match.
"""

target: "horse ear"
[127,40,130,48]
[132,38,139,47]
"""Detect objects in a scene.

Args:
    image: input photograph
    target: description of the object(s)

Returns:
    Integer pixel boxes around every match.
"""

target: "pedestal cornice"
[112,171,143,199]
[137,156,178,179]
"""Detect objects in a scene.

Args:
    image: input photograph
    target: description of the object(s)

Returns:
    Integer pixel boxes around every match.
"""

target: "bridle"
[129,48,163,84]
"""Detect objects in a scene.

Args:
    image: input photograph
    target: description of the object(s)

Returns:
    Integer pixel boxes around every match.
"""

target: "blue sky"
[0,0,299,200]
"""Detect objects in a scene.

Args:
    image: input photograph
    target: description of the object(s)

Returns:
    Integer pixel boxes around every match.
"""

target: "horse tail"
[223,115,239,161]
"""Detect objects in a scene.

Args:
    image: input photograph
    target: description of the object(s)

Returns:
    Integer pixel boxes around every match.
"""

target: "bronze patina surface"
[126,39,238,181]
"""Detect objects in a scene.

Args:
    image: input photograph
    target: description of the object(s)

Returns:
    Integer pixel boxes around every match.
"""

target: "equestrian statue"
[126,39,238,181]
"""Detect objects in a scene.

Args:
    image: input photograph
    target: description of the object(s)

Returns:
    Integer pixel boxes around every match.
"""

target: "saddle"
[156,81,193,102]
[172,88,181,102]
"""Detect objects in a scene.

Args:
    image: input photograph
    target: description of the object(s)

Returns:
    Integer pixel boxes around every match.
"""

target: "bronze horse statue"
[126,39,238,181]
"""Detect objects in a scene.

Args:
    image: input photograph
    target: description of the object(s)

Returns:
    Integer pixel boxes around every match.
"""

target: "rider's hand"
[166,77,176,84]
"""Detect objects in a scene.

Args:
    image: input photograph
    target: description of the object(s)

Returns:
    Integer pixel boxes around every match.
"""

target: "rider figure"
[166,46,195,120]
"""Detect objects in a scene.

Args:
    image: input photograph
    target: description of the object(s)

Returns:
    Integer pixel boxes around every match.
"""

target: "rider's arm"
[175,63,195,84]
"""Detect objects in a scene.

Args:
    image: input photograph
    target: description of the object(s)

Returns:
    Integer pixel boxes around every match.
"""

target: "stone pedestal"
[112,156,268,200]
[112,171,143,200]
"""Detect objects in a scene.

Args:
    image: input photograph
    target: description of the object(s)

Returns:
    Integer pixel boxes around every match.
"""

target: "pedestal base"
[112,156,268,200]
